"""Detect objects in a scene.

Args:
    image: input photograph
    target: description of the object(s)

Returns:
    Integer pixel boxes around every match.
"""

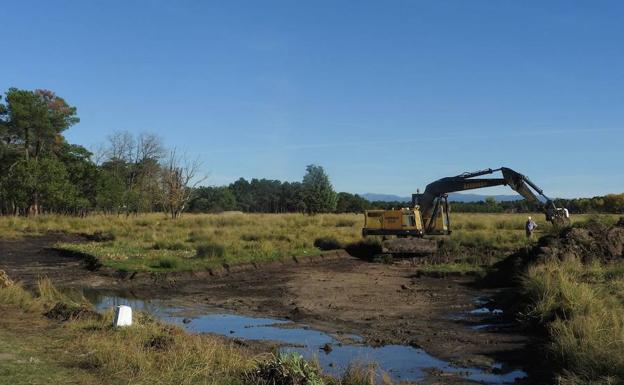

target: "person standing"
[525,216,537,238]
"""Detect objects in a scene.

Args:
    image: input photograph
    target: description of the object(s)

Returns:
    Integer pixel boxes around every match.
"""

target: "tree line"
[0,88,341,217]
[186,177,369,214]
[372,195,624,214]
[0,88,204,217]
[1,87,621,217]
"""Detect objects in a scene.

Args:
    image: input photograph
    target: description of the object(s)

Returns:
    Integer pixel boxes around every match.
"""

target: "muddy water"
[83,289,526,384]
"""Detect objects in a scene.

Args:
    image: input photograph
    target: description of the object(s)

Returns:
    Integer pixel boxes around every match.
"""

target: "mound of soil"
[44,302,102,322]
[485,218,624,287]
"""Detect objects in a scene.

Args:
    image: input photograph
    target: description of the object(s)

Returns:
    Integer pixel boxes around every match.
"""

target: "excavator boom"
[414,166,569,229]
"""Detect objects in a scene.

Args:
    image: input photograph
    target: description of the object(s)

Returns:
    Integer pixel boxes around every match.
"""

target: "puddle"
[84,290,526,384]
[473,296,491,306]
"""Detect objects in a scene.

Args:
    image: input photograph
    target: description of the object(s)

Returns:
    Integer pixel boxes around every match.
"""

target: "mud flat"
[85,290,527,384]
[1,234,535,384]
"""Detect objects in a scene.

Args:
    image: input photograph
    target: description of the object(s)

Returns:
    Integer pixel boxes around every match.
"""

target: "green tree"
[188,186,237,213]
[8,158,77,214]
[336,192,370,213]
[301,164,337,214]
[3,88,78,160]
[0,88,79,215]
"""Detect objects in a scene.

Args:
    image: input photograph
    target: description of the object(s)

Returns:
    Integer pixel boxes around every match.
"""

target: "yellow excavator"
[362,167,570,254]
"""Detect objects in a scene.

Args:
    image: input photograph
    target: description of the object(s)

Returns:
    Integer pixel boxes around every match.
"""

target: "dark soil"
[0,234,110,288]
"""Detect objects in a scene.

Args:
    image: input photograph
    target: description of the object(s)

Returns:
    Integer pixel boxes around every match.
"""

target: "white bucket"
[113,305,133,327]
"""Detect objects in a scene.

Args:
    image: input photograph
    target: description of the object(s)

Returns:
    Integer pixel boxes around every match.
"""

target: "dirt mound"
[539,221,624,264]
[485,219,624,287]
[0,270,14,288]
[44,302,102,322]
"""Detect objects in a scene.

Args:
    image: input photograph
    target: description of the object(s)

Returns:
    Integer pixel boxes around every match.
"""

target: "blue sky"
[2,1,622,198]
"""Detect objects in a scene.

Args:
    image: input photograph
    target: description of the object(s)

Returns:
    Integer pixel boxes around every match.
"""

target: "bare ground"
[0,235,540,384]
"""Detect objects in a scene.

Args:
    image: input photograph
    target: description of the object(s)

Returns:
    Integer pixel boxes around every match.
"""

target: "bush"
[196,242,226,259]
[313,237,342,251]
[245,353,323,385]
[152,258,179,269]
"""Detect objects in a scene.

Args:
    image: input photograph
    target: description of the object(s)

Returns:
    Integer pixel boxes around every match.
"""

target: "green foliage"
[8,157,80,213]
[188,186,237,212]
[245,352,324,385]
[336,192,370,213]
[302,164,337,214]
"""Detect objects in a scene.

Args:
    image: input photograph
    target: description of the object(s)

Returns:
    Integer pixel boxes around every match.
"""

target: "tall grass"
[0,212,616,273]
[522,258,624,384]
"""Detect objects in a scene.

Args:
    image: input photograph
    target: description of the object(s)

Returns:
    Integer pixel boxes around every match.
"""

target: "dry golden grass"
[0,212,616,272]
[523,258,624,384]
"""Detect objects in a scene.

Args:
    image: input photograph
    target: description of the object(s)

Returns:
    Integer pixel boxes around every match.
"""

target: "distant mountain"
[360,193,411,202]
[360,192,522,203]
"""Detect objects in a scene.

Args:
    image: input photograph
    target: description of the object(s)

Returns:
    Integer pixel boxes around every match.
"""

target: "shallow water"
[85,290,526,384]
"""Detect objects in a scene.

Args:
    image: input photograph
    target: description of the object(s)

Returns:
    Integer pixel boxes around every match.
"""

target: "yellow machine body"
[362,207,424,236]
[362,203,450,238]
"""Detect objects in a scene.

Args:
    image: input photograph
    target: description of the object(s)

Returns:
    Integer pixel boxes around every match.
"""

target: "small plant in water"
[245,352,324,385]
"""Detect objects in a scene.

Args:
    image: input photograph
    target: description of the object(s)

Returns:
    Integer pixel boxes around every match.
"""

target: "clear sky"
[2,1,622,198]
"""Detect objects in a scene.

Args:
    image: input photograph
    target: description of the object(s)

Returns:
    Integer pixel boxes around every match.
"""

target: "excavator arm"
[413,167,570,231]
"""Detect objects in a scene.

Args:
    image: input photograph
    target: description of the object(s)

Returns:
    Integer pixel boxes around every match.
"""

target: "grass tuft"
[195,241,226,259]
[245,352,324,385]
[151,258,179,270]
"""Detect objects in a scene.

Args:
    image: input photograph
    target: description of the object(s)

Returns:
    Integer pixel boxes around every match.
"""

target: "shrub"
[196,242,226,259]
[245,353,323,385]
[313,237,342,251]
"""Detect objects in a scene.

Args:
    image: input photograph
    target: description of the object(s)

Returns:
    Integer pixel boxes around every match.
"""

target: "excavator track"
[381,237,437,255]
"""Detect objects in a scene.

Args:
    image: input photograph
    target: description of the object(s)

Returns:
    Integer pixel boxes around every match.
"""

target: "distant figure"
[525,216,537,238]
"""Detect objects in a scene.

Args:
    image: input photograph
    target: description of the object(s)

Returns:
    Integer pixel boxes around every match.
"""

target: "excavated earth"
[0,234,542,384]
